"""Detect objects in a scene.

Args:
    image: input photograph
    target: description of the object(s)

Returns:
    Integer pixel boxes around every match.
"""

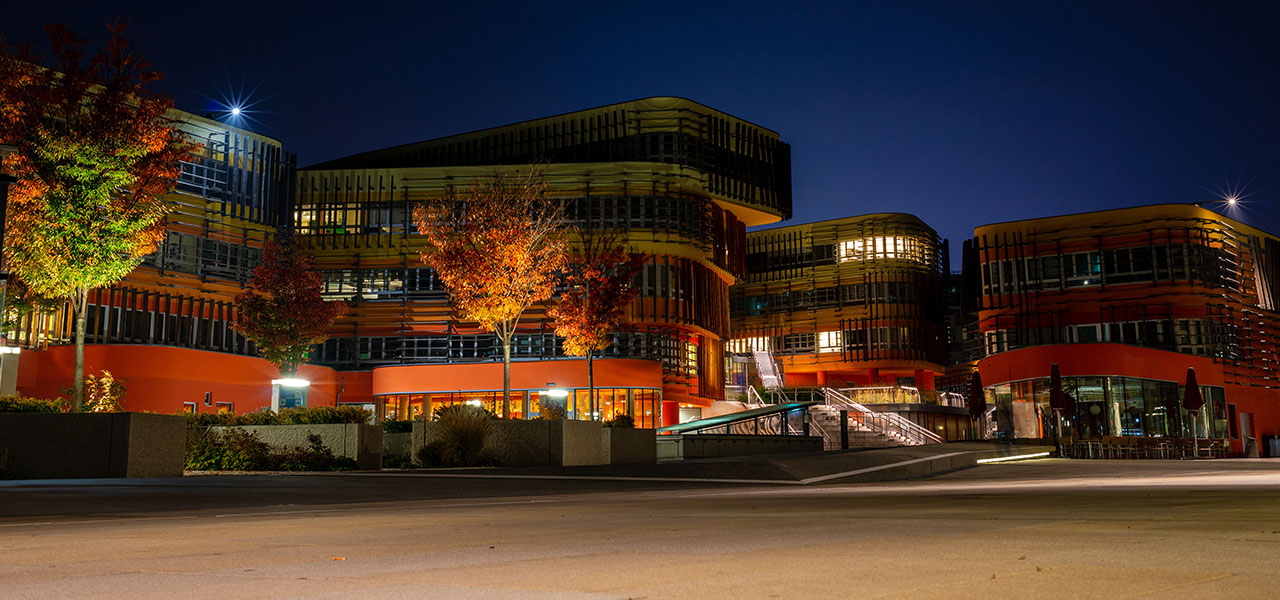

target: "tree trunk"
[501,336,511,419]
[587,353,595,421]
[72,287,88,412]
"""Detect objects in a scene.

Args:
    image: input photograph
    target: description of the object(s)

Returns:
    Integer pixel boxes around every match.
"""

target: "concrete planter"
[414,419,611,467]
[383,431,412,458]
[213,423,383,470]
[0,413,186,479]
[602,427,657,464]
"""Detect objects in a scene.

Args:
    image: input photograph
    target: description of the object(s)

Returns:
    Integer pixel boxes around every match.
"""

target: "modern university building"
[8,97,792,428]
[4,96,1279,454]
[965,204,1280,455]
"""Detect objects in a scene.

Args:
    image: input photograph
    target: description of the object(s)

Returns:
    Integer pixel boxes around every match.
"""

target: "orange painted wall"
[977,343,1225,388]
[371,358,663,396]
[17,345,344,414]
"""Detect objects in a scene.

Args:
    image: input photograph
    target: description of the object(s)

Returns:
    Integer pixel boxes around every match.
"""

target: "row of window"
[728,326,918,356]
[315,331,699,377]
[980,244,1230,295]
[746,235,937,275]
[731,279,924,317]
[982,318,1235,359]
[320,268,447,302]
[142,231,263,283]
[987,376,1227,440]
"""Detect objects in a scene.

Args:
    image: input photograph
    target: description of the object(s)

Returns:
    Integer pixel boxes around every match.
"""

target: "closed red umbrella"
[968,370,986,420]
[1182,367,1204,413]
[1183,367,1205,443]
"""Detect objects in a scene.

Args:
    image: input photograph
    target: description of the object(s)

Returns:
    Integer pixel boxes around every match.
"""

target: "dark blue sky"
[6,1,1278,267]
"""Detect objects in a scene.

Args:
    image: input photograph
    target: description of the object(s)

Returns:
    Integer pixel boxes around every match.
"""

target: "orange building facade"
[966,204,1280,454]
[728,213,948,390]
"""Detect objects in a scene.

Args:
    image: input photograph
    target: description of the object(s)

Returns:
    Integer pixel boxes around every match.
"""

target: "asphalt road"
[3,459,1280,599]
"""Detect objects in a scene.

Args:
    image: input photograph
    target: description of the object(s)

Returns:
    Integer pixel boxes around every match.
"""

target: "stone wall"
[214,423,382,470]
[0,413,186,479]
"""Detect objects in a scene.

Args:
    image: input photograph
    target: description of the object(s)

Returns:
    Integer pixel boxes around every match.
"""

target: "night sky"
[5,1,1278,268]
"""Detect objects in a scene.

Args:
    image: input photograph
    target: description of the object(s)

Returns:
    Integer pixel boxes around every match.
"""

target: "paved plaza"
[2,459,1280,599]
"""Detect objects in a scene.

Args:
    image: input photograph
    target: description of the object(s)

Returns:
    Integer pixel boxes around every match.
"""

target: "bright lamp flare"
[545,388,570,398]
[271,378,310,388]
[230,107,242,116]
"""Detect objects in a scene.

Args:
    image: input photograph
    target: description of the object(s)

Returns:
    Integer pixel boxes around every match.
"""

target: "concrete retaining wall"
[677,434,824,459]
[603,427,657,464]
[0,413,186,479]
[214,423,383,470]
[383,431,411,458]
[413,420,649,467]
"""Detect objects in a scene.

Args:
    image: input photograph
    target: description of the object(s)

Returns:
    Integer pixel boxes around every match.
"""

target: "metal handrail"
[822,388,944,445]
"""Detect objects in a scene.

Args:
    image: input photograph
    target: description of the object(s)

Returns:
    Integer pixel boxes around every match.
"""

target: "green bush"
[0,395,66,413]
[185,428,273,471]
[185,429,357,471]
[382,418,413,433]
[382,453,413,469]
[604,414,635,428]
[185,405,370,427]
[272,433,358,471]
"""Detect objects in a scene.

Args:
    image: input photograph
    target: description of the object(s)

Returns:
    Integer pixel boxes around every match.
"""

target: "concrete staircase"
[808,404,911,449]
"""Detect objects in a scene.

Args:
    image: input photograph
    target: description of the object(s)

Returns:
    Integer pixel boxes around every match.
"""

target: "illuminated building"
[967,204,1280,454]
[290,97,790,425]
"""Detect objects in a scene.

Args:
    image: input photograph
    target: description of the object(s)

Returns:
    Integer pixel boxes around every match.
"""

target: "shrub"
[383,418,413,434]
[84,370,126,412]
[424,404,495,467]
[185,428,273,471]
[185,429,357,471]
[604,414,635,428]
[382,453,413,469]
[272,433,358,471]
[184,405,371,427]
[536,399,567,420]
[0,394,65,411]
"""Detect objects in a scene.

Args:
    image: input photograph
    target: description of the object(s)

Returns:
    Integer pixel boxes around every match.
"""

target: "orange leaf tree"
[234,240,346,376]
[547,229,644,420]
[0,23,196,410]
[414,168,567,417]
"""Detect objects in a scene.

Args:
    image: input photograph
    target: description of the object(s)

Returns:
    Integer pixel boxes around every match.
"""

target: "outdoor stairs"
[752,350,784,389]
[808,404,912,449]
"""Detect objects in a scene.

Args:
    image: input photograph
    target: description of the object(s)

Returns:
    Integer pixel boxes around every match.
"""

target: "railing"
[822,388,945,446]
[656,402,817,437]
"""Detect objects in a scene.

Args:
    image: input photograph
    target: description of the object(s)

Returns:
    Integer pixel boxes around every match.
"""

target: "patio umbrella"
[1182,367,1204,414]
[1182,367,1204,441]
[968,370,986,420]
[1049,363,1066,412]
[1049,362,1077,438]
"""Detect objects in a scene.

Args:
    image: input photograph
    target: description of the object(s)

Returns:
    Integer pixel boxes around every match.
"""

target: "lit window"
[818,331,842,353]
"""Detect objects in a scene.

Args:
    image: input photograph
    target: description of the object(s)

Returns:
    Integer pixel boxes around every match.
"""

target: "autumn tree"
[234,239,346,376]
[0,23,196,410]
[414,168,567,417]
[548,229,644,420]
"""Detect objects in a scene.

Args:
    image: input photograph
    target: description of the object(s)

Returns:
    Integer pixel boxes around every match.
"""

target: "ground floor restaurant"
[977,343,1279,456]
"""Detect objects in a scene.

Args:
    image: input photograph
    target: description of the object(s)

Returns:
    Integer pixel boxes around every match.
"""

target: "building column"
[816,371,829,387]
[914,369,936,391]
[662,400,680,427]
[868,368,879,385]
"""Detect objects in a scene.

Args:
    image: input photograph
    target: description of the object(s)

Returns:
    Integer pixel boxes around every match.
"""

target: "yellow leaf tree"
[0,23,196,410]
[413,168,567,417]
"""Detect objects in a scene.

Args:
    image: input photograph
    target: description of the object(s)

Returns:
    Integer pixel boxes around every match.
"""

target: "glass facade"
[378,387,661,428]
[986,375,1226,440]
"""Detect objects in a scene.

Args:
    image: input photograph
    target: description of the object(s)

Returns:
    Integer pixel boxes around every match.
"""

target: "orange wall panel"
[17,345,344,414]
